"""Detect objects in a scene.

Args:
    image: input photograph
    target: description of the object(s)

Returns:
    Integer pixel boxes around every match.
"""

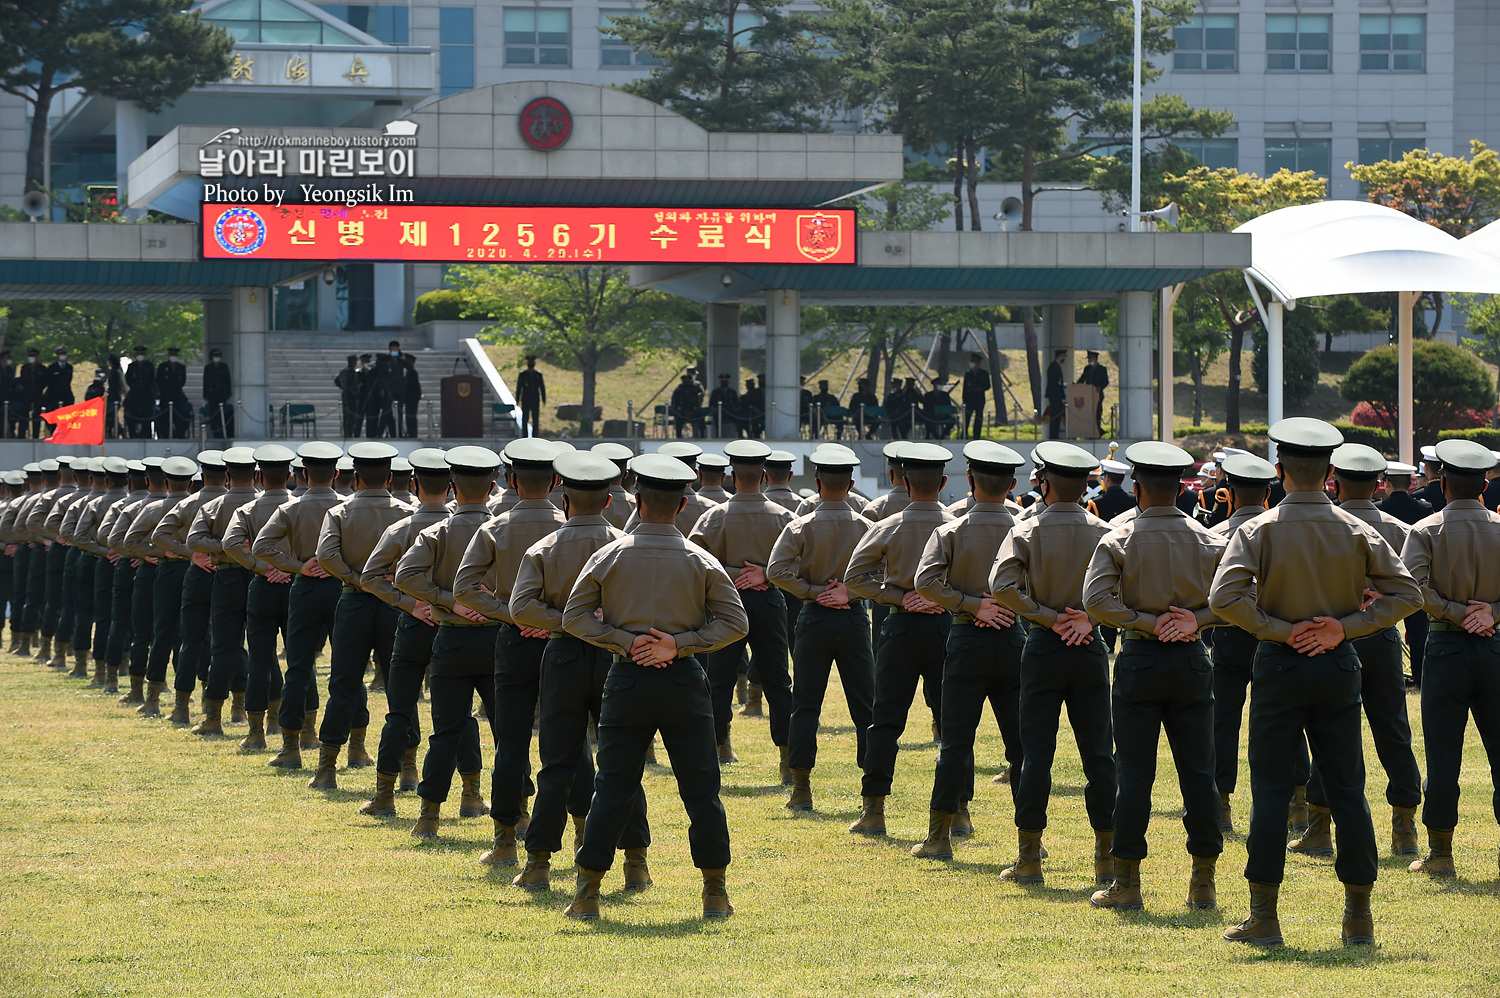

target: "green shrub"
[412,289,468,324]
[1437,427,1500,449]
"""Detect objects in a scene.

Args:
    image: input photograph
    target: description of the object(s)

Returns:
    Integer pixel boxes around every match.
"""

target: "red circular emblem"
[519,97,572,151]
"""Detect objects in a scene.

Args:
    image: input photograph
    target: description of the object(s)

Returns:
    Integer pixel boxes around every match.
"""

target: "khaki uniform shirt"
[796,492,872,517]
[914,502,1015,616]
[394,504,492,624]
[361,502,452,614]
[862,486,909,522]
[1208,491,1421,643]
[42,484,87,540]
[152,486,226,561]
[509,515,624,632]
[10,491,45,543]
[562,522,748,658]
[73,488,129,557]
[186,486,260,565]
[452,499,566,624]
[1082,506,1228,633]
[991,501,1111,628]
[487,487,519,517]
[251,486,344,576]
[1339,498,1409,553]
[57,487,103,544]
[765,483,802,513]
[624,490,719,537]
[603,486,633,529]
[25,482,74,537]
[104,492,155,554]
[223,489,293,575]
[316,489,413,586]
[122,489,191,560]
[697,484,732,504]
[689,492,794,573]
[767,502,872,603]
[845,500,955,607]
[1211,505,1264,538]
[1400,499,1500,625]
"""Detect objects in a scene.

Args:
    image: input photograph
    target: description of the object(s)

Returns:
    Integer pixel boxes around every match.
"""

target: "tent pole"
[1266,300,1284,462]
[1159,283,1183,442]
[1398,290,1416,465]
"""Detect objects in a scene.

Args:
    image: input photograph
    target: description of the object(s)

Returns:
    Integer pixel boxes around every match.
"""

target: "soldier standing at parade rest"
[101,460,157,705]
[113,459,170,704]
[56,459,106,676]
[219,446,298,752]
[670,373,705,439]
[508,451,652,892]
[690,440,795,775]
[252,442,346,765]
[72,459,128,684]
[1209,417,1421,948]
[909,441,1026,860]
[120,457,197,717]
[156,347,190,438]
[17,349,48,438]
[694,453,732,504]
[359,449,485,817]
[1285,444,1425,861]
[1082,441,1227,911]
[590,443,635,530]
[1377,460,1433,688]
[187,449,264,735]
[990,440,1117,887]
[844,442,956,837]
[26,458,76,668]
[393,446,503,838]
[1078,350,1109,434]
[308,442,410,787]
[624,441,720,536]
[516,355,546,438]
[150,451,225,722]
[451,439,568,853]
[1206,452,1281,835]
[44,346,74,413]
[202,348,234,438]
[123,347,156,439]
[961,353,990,440]
[1045,349,1067,440]
[1399,439,1500,879]
[560,454,748,920]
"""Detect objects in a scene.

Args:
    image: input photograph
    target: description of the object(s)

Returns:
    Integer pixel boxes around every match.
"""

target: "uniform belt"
[1121,630,1159,642]
[953,613,975,625]
[888,605,909,614]
[612,653,691,665]
[1429,620,1463,632]
[341,584,359,595]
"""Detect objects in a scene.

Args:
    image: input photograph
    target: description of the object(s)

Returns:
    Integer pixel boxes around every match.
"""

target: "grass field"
[3,646,1499,998]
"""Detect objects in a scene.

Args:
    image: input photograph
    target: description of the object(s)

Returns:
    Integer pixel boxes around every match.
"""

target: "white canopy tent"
[1226,201,1500,463]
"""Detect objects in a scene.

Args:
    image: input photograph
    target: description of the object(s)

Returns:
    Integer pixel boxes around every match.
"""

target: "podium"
[1066,384,1101,438]
[441,374,483,437]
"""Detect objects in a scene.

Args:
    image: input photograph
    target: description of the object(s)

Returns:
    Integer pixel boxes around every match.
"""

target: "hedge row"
[1437,427,1500,449]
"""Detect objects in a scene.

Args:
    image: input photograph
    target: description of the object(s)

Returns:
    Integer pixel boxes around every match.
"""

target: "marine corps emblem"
[457,382,471,398]
[795,212,842,263]
[214,208,267,256]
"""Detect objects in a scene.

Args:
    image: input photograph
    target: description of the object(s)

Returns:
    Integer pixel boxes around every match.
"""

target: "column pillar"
[765,290,801,440]
[230,287,269,441]
[1043,304,1076,377]
[1397,290,1417,465]
[1117,291,1153,440]
[705,303,742,392]
[114,101,147,218]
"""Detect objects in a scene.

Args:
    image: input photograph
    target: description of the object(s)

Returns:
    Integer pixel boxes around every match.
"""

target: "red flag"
[40,397,105,446]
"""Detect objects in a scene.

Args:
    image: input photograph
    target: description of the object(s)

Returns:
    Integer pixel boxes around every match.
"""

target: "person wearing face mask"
[123,346,157,439]
[156,347,190,439]
[84,369,108,403]
[373,342,403,438]
[17,348,48,438]
[44,347,74,415]
[203,348,234,439]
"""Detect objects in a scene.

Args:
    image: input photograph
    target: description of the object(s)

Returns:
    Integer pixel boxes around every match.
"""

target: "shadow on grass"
[560,915,727,937]
[1233,943,1404,965]
[721,783,788,799]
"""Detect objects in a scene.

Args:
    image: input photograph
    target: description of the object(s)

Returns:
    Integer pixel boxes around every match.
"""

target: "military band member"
[509,451,651,891]
[1285,444,1424,860]
[1399,439,1500,879]
[689,440,795,773]
[452,438,567,851]
[991,440,1116,888]
[120,457,196,717]
[1207,452,1279,834]
[102,460,155,704]
[909,441,1026,860]
[1210,418,1421,948]
[220,446,297,752]
[393,446,501,837]
[840,442,955,836]
[152,450,226,723]
[188,448,262,735]
[767,447,874,812]
[253,442,346,765]
[1082,441,1227,911]
[590,443,635,530]
[560,454,748,920]
[310,442,410,788]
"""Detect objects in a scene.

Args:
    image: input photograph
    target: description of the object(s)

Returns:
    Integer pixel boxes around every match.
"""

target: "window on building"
[316,5,410,44]
[208,0,363,44]
[440,6,474,95]
[336,264,375,331]
[1265,139,1331,177]
[505,8,571,66]
[1174,15,1237,71]
[1266,14,1330,71]
[599,10,659,67]
[1173,138,1239,170]
[1358,138,1426,165]
[1360,15,1425,72]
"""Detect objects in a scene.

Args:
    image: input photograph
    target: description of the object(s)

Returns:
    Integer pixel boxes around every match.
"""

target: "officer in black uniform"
[203,347,234,438]
[708,373,739,438]
[742,378,765,438]
[123,347,156,438]
[1045,350,1067,440]
[670,373,704,439]
[1412,446,1447,513]
[961,354,990,440]
[156,347,190,438]
[44,346,74,413]
[335,355,360,438]
[17,349,48,437]
[516,356,546,438]
[0,351,14,437]
[848,379,879,439]
[1093,458,1137,522]
[399,354,422,438]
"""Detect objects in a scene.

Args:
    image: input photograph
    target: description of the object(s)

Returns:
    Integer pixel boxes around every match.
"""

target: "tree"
[1348,143,1500,331]
[449,265,701,436]
[0,1,234,195]
[1155,166,1329,431]
[607,0,835,132]
[1340,340,1497,445]
[1,300,202,367]
[1451,293,1500,428]
[1170,283,1225,427]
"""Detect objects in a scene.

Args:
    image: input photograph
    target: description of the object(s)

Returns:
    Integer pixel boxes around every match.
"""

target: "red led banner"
[201,204,856,265]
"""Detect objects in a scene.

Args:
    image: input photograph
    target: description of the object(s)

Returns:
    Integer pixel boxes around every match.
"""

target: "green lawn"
[2,648,1499,997]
